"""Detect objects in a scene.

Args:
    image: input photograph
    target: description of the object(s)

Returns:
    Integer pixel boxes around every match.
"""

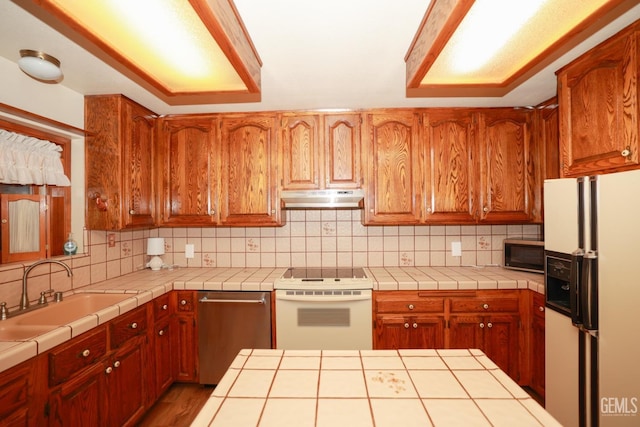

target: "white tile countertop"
[0,266,544,373]
[191,348,560,427]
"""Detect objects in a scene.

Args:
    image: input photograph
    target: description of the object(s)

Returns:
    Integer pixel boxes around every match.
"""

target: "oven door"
[275,289,372,350]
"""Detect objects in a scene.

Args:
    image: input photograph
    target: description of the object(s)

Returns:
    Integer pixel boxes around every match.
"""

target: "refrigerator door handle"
[581,250,598,331]
[570,248,585,326]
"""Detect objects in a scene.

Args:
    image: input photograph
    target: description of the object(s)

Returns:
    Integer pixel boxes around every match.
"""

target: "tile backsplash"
[0,209,540,308]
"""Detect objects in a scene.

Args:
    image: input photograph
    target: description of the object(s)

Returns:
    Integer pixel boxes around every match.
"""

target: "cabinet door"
[107,338,147,427]
[173,314,198,382]
[85,95,156,230]
[423,110,476,223]
[531,294,546,399]
[477,109,536,223]
[448,315,484,349]
[411,315,446,349]
[123,100,155,228]
[483,314,520,382]
[219,114,281,226]
[375,314,413,349]
[0,194,47,263]
[324,113,362,189]
[157,117,218,226]
[48,362,106,427]
[364,111,422,224]
[154,318,173,398]
[558,25,639,176]
[281,114,321,190]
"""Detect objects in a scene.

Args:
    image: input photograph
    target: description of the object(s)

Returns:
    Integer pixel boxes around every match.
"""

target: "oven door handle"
[199,297,266,304]
[276,293,371,303]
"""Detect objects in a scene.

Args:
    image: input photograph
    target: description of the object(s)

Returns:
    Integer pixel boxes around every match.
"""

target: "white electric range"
[273,267,373,350]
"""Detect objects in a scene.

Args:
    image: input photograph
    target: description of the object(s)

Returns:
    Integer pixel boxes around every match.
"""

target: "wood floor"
[137,383,213,427]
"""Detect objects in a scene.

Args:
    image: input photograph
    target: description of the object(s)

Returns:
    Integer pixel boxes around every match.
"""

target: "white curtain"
[9,198,40,253]
[0,129,71,186]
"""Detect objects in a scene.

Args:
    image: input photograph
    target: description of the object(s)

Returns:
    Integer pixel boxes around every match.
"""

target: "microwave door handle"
[570,249,585,326]
[581,251,598,331]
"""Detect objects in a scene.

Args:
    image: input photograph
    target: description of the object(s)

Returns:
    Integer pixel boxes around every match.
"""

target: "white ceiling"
[1,0,639,116]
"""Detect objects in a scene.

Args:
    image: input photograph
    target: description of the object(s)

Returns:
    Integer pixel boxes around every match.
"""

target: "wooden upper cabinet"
[280,114,321,190]
[157,116,218,226]
[324,113,362,189]
[422,109,476,223]
[477,109,536,223]
[280,113,361,191]
[557,22,640,177]
[219,114,281,226]
[85,95,156,230]
[363,111,422,225]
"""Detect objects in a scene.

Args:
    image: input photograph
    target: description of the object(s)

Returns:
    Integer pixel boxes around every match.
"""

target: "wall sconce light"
[18,49,63,82]
[146,237,165,271]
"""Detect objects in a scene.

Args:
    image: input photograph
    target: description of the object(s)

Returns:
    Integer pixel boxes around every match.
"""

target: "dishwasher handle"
[199,296,266,305]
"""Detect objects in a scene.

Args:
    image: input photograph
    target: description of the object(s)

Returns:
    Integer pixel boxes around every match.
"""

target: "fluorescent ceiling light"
[33,0,261,103]
[406,0,631,96]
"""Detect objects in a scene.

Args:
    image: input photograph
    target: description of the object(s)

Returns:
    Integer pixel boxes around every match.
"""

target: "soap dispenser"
[63,233,78,255]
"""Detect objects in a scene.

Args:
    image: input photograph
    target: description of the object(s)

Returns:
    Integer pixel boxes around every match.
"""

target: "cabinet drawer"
[376,298,445,313]
[49,326,107,386]
[110,305,147,349]
[175,291,195,313]
[450,297,519,313]
[153,293,172,320]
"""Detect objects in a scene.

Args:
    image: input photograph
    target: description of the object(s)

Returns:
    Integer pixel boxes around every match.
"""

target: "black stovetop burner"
[282,267,366,279]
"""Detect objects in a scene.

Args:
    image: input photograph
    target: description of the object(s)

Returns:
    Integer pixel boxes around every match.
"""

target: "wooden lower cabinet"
[374,290,524,384]
[0,358,44,427]
[530,292,546,399]
[48,361,106,427]
[376,313,445,349]
[173,291,199,382]
[448,313,520,381]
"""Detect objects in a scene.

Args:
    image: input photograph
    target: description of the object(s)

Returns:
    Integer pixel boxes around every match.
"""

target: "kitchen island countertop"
[191,348,559,427]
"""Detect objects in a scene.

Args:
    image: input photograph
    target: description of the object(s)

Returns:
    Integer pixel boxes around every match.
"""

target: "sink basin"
[13,293,133,326]
[0,324,57,341]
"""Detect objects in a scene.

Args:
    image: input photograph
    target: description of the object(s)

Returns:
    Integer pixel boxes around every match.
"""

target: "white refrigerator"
[544,169,640,427]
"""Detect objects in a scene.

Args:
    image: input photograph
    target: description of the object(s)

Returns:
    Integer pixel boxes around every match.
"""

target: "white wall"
[0,56,86,251]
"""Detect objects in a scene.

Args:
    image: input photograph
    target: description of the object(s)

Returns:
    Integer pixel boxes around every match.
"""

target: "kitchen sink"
[9,293,133,327]
[0,324,57,341]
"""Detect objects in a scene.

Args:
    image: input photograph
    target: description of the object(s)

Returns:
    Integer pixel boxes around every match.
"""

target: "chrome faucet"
[21,259,73,310]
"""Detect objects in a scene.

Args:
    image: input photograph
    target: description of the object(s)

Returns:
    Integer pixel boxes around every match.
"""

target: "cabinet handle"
[81,349,90,358]
[1,219,6,224]
[408,304,415,310]
[209,210,215,215]
[426,207,432,214]
[483,206,489,213]
[538,306,544,312]
[180,300,187,306]
[158,329,165,336]
[113,361,121,368]
[483,303,489,310]
[162,304,168,310]
[487,322,493,328]
[621,146,631,158]
[129,209,135,215]
[412,323,418,329]
[479,322,485,328]
[404,323,410,329]
[130,322,138,329]
[105,366,113,374]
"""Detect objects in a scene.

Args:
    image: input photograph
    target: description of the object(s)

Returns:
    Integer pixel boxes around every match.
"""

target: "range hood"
[280,189,364,209]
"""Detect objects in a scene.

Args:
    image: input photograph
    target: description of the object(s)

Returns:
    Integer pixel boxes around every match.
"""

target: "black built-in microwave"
[503,239,544,274]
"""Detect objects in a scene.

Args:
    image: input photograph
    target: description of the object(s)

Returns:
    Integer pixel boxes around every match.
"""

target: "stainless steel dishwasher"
[198,291,271,384]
